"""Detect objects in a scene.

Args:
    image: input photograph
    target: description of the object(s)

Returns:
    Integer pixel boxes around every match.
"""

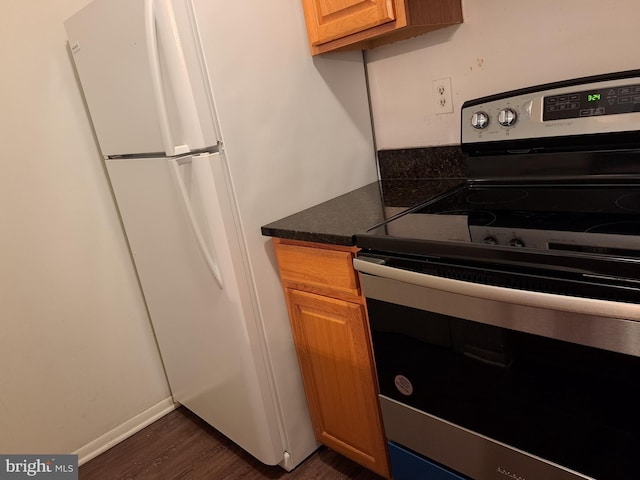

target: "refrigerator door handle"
[169,156,224,289]
[145,0,205,156]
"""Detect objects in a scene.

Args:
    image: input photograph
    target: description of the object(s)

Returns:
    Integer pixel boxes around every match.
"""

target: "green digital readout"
[544,83,640,121]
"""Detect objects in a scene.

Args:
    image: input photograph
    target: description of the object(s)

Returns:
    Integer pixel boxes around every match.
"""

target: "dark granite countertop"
[261,178,465,246]
[262,146,468,246]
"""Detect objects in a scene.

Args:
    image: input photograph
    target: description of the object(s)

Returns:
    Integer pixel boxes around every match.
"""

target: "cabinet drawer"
[274,243,359,297]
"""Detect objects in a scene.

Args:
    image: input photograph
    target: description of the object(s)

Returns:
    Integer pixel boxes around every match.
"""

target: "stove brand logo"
[393,374,414,396]
[0,455,77,480]
[496,466,526,480]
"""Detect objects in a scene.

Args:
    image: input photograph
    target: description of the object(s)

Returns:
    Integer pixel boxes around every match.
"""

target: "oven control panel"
[461,73,640,145]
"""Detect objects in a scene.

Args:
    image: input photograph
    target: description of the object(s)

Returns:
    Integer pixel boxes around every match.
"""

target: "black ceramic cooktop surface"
[362,182,640,255]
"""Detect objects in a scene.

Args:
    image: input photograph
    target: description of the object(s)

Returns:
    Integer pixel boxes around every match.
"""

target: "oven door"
[354,256,640,480]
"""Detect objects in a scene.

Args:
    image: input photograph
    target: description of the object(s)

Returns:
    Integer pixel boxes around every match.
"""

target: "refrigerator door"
[65,0,219,157]
[106,152,285,465]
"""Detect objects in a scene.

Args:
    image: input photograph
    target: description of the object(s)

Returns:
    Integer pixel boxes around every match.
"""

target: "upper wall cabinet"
[301,0,463,55]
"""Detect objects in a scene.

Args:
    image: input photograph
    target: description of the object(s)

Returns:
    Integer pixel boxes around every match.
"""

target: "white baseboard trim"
[74,397,176,466]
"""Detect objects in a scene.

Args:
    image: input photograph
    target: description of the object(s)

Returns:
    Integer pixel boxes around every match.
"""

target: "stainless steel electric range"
[354,70,640,480]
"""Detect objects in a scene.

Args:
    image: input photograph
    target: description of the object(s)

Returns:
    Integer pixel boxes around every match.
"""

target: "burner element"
[616,193,640,212]
[466,189,529,205]
[586,221,640,236]
[438,210,496,227]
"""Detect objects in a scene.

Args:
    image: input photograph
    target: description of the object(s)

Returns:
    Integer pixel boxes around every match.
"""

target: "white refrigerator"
[64,0,376,471]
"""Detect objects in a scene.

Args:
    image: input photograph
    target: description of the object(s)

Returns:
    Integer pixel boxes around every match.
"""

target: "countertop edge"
[261,178,466,247]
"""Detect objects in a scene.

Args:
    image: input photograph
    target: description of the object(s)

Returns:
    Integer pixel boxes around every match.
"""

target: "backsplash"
[377,146,467,180]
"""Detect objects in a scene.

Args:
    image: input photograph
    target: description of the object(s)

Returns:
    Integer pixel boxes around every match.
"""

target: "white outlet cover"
[432,77,454,114]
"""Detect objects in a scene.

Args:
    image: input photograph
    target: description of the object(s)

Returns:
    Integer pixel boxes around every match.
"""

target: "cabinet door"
[302,0,396,46]
[286,288,390,478]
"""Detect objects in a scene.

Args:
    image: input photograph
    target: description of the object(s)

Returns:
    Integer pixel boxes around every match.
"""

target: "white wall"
[366,0,640,149]
[0,0,171,458]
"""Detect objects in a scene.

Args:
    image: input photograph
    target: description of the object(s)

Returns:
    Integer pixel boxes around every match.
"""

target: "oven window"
[368,298,640,479]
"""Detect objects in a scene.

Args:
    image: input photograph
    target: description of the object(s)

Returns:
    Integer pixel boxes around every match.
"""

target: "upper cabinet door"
[302,0,396,46]
[301,0,463,56]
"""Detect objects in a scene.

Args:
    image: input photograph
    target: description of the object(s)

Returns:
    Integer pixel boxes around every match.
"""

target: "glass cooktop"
[363,182,640,255]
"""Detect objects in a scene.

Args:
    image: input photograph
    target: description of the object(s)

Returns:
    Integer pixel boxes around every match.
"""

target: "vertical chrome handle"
[169,156,224,289]
[145,0,204,156]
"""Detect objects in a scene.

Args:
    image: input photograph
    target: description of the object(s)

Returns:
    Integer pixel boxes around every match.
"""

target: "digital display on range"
[543,83,640,121]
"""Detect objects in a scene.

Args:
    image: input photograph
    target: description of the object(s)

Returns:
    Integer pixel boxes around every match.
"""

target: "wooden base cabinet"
[301,0,463,55]
[273,239,390,478]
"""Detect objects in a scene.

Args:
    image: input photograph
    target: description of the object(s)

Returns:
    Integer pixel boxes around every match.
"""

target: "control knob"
[508,238,525,247]
[471,111,489,130]
[482,236,498,245]
[498,108,517,127]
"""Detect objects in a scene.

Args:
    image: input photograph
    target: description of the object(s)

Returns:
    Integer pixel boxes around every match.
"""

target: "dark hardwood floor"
[80,407,385,479]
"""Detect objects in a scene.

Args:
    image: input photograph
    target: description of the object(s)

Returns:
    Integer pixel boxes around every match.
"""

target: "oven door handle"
[353,257,640,322]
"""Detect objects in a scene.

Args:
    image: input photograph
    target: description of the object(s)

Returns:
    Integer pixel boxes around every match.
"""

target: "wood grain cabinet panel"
[274,243,359,297]
[287,289,389,477]
[303,0,396,46]
[272,239,390,478]
[301,0,463,55]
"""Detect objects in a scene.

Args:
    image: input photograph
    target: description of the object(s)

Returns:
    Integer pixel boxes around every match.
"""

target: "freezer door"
[106,153,285,465]
[65,0,219,156]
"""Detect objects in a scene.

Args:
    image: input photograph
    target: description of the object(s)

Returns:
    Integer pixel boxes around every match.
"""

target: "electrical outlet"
[432,77,454,114]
